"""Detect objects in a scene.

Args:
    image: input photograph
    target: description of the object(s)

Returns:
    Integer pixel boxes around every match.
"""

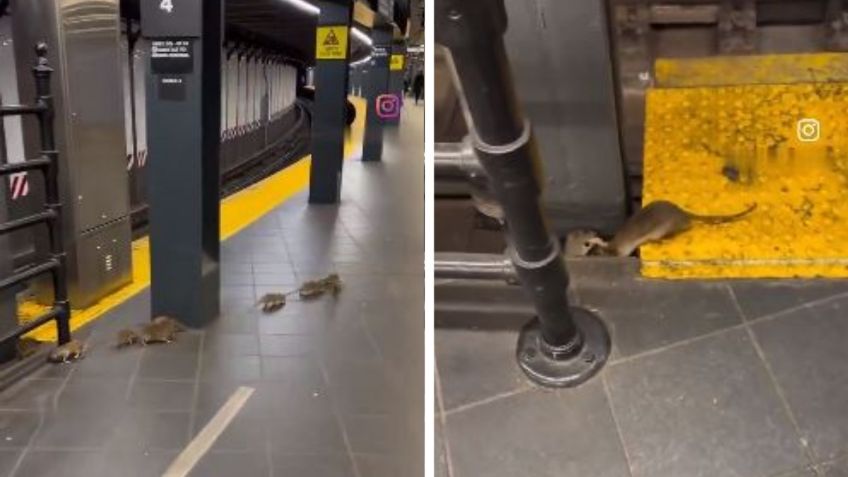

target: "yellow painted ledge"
[20,97,366,341]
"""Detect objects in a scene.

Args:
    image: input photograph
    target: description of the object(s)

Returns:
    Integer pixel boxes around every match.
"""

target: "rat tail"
[688,203,757,224]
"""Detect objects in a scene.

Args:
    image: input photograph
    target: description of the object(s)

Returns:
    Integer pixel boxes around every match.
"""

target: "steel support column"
[309,0,354,204]
[436,0,610,387]
[362,25,392,162]
[141,0,222,327]
[385,40,407,126]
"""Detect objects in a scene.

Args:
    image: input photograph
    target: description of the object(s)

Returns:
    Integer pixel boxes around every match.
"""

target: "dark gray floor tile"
[0,411,41,448]
[188,451,269,477]
[0,379,63,410]
[445,381,629,477]
[435,328,527,411]
[13,449,103,477]
[344,415,404,454]
[106,410,190,451]
[821,456,848,476]
[265,413,347,454]
[270,453,353,477]
[202,333,259,356]
[579,280,742,359]
[58,377,130,413]
[752,295,848,460]
[258,335,314,357]
[260,356,325,387]
[137,351,198,380]
[31,408,122,449]
[71,345,142,378]
[128,380,195,411]
[730,280,848,321]
[96,450,177,477]
[199,355,262,381]
[0,450,20,477]
[325,360,403,416]
[354,453,404,477]
[606,328,806,477]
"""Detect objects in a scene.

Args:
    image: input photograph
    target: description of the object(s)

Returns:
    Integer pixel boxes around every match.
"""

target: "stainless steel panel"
[63,2,130,231]
[12,0,132,307]
[502,0,628,234]
[72,217,132,303]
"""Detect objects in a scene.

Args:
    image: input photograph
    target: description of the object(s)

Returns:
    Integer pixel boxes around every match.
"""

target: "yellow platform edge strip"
[19,97,366,342]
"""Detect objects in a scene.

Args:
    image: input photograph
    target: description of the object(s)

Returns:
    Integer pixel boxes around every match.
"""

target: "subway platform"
[436,256,848,477]
[0,104,423,477]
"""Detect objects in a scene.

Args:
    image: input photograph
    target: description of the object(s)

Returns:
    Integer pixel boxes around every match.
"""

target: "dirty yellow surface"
[19,97,366,341]
[642,59,848,279]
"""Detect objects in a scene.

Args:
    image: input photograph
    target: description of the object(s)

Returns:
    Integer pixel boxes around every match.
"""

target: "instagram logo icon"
[376,94,401,120]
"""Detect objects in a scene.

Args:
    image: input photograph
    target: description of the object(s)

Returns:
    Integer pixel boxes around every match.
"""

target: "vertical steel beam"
[436,0,610,387]
[141,0,222,327]
[385,40,407,126]
[309,0,354,204]
[362,25,393,162]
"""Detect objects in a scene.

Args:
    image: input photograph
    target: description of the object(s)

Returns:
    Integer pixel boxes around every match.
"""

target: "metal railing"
[436,0,611,388]
[0,43,71,346]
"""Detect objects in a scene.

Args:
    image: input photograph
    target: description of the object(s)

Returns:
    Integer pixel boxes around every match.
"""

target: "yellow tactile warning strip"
[641,55,848,279]
[654,53,848,88]
[19,97,366,341]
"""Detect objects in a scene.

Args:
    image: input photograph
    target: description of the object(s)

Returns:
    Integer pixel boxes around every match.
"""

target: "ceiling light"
[282,0,320,15]
[351,27,373,46]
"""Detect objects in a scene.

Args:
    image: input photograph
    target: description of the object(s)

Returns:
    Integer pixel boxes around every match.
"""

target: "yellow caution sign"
[316,26,349,60]
[390,54,405,71]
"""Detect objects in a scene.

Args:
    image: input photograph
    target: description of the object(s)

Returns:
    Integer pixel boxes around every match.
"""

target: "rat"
[257,292,287,313]
[564,230,603,257]
[152,315,185,332]
[139,320,178,345]
[589,200,757,257]
[47,339,86,363]
[299,273,342,299]
[115,329,140,348]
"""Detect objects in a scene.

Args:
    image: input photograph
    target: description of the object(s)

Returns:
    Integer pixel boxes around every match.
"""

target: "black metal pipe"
[0,210,55,235]
[434,253,515,281]
[0,307,61,344]
[0,157,51,175]
[437,0,576,346]
[434,140,484,179]
[32,43,71,344]
[0,105,47,116]
[436,0,610,387]
[0,259,58,292]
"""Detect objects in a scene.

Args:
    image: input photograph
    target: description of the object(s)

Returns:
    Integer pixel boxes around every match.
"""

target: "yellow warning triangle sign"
[323,29,340,46]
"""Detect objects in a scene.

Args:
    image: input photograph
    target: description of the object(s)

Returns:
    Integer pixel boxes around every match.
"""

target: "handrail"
[0,42,71,347]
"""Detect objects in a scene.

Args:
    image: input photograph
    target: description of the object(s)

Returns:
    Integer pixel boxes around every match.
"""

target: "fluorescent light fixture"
[283,0,320,15]
[351,27,373,46]
[350,55,372,67]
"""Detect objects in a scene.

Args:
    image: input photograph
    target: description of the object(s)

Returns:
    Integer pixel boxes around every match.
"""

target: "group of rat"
[35,199,757,361]
[37,273,343,364]
[565,199,758,257]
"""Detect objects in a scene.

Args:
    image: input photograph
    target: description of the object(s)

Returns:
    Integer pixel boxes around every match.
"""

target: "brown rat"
[590,200,757,257]
[116,329,140,348]
[565,230,602,257]
[139,321,178,345]
[257,292,287,313]
[47,339,86,363]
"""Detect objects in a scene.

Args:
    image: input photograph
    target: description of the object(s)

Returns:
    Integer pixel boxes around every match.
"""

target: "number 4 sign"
[160,0,173,13]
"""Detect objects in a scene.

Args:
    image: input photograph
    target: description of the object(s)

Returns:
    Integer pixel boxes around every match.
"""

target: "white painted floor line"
[162,386,255,477]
